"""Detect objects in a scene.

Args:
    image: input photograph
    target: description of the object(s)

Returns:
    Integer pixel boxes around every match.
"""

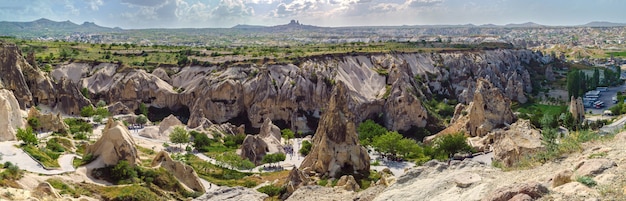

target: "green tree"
[567,69,580,99]
[540,113,558,129]
[357,119,387,146]
[190,131,211,152]
[262,153,286,166]
[299,140,312,156]
[27,117,40,129]
[592,68,600,89]
[136,115,148,125]
[96,100,107,108]
[433,132,473,159]
[95,107,110,117]
[281,129,295,140]
[139,103,149,116]
[80,106,95,117]
[111,160,137,183]
[372,131,404,156]
[16,127,38,145]
[81,87,90,99]
[169,127,190,151]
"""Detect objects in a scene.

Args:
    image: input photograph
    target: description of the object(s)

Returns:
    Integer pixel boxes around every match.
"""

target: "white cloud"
[86,0,103,11]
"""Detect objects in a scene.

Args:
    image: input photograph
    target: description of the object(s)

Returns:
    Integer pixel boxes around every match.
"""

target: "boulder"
[85,118,140,167]
[0,89,23,141]
[193,186,267,201]
[492,119,543,167]
[574,159,617,177]
[335,175,360,192]
[455,173,482,188]
[552,182,598,197]
[152,151,205,193]
[484,182,549,201]
[159,114,183,135]
[282,167,310,199]
[240,118,285,165]
[300,82,370,178]
[508,194,533,201]
[552,169,573,187]
[468,78,515,137]
[27,107,69,134]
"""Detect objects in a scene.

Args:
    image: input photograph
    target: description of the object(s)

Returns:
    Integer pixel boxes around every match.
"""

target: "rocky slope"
[51,49,548,136]
[0,41,90,116]
[0,89,23,141]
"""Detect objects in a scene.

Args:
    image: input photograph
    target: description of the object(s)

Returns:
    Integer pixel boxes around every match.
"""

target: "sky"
[0,0,625,29]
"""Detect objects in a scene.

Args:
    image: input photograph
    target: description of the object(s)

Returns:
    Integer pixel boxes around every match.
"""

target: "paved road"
[0,141,77,175]
[586,83,626,115]
[600,114,626,134]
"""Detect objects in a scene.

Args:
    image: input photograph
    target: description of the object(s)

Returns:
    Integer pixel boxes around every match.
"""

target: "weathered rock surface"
[151,151,205,192]
[467,78,515,137]
[492,119,544,167]
[551,169,573,187]
[139,114,183,139]
[193,186,268,201]
[569,96,585,123]
[282,167,310,199]
[552,182,598,198]
[33,182,62,199]
[59,50,544,135]
[27,107,69,134]
[0,41,91,115]
[455,173,482,188]
[0,89,23,141]
[483,182,549,201]
[300,82,370,178]
[240,118,285,165]
[85,118,140,167]
[335,175,361,192]
[286,185,386,201]
[574,159,617,177]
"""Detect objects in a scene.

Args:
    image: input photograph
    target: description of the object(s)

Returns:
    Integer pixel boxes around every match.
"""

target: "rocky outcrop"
[286,185,386,201]
[468,78,515,137]
[335,175,360,192]
[0,41,90,115]
[492,119,544,167]
[27,107,69,134]
[552,169,573,187]
[63,50,543,136]
[85,118,140,167]
[282,167,311,199]
[300,82,370,178]
[569,96,585,123]
[0,89,23,141]
[483,182,549,201]
[140,114,183,139]
[193,186,267,201]
[151,151,205,192]
[240,118,285,165]
[33,182,62,199]
[574,159,616,177]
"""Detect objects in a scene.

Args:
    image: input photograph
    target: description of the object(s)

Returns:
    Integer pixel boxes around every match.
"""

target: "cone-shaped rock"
[300,81,370,178]
[85,118,140,167]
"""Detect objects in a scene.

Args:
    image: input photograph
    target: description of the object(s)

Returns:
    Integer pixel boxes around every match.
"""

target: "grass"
[515,103,566,116]
[22,145,60,168]
[576,176,597,187]
[47,178,92,198]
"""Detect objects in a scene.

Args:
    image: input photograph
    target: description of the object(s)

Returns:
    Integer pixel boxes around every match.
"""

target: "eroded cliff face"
[0,41,90,115]
[56,49,544,135]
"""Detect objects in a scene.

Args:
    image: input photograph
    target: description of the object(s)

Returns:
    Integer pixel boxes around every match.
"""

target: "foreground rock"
[193,186,267,201]
[0,89,23,141]
[282,168,311,199]
[286,185,386,201]
[152,151,205,193]
[483,182,549,201]
[85,118,140,167]
[300,82,370,178]
[574,159,617,177]
[491,119,544,167]
[240,118,285,165]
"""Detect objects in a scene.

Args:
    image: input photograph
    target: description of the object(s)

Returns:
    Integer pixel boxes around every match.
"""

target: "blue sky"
[0,0,624,28]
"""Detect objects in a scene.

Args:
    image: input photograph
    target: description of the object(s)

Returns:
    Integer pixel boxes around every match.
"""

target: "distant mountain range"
[1,18,625,38]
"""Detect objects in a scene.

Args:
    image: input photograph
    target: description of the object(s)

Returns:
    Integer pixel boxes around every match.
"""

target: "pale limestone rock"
[569,96,585,123]
[552,169,573,188]
[483,182,548,201]
[553,182,598,197]
[335,175,360,192]
[492,119,544,167]
[455,173,482,188]
[152,151,205,193]
[0,89,23,141]
[574,159,616,177]
[282,167,310,199]
[300,82,370,178]
[468,78,515,137]
[27,107,69,134]
[85,118,140,167]
[193,186,267,201]
[240,118,285,165]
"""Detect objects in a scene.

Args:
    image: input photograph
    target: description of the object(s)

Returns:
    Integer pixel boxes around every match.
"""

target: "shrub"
[27,117,40,128]
[357,119,387,146]
[111,160,137,183]
[46,141,66,153]
[433,132,473,159]
[257,184,285,197]
[16,127,38,145]
[576,176,597,187]
[191,131,212,152]
[80,106,95,117]
[223,134,246,148]
[281,129,295,140]
[299,140,312,156]
[135,115,148,125]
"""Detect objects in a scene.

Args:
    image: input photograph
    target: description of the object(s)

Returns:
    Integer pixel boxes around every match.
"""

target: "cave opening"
[136,105,190,124]
[227,111,259,134]
[272,119,289,131]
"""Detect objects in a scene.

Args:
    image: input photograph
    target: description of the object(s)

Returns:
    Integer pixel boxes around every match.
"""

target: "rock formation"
[0,41,90,115]
[282,167,311,199]
[491,119,544,167]
[27,107,69,134]
[151,151,205,192]
[85,118,140,167]
[139,114,183,139]
[240,118,285,165]
[0,89,23,141]
[300,82,370,178]
[484,182,549,201]
[569,96,585,123]
[335,175,360,191]
[467,78,515,137]
[193,186,267,201]
[33,182,62,199]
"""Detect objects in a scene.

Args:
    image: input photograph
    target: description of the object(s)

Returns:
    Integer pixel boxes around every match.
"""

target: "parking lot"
[586,83,626,115]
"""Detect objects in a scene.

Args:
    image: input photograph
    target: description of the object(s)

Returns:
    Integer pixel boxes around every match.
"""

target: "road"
[0,141,77,175]
[586,83,626,115]
[599,114,626,134]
